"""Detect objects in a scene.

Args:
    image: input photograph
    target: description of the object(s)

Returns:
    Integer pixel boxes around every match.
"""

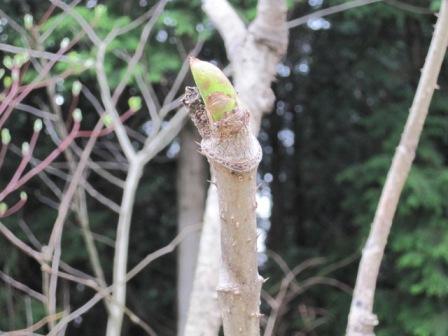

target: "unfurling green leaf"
[189,57,237,122]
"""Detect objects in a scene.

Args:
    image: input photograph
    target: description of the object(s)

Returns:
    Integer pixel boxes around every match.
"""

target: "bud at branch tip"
[34,119,43,133]
[0,202,7,216]
[1,129,11,145]
[128,96,142,112]
[73,108,83,123]
[189,57,237,122]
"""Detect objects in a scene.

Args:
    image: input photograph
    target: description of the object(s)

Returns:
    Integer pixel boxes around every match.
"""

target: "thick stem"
[106,160,143,336]
[214,162,261,336]
[346,2,448,335]
[184,2,288,333]
[184,87,262,335]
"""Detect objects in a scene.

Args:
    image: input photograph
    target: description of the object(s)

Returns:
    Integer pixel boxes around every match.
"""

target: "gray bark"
[184,1,288,335]
[346,2,448,335]
[177,125,206,336]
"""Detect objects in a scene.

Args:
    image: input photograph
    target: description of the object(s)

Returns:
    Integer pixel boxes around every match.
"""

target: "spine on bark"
[183,58,262,336]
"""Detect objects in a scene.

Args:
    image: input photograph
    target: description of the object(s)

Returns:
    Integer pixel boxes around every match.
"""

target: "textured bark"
[177,125,206,336]
[346,2,448,335]
[184,87,262,336]
[184,1,288,334]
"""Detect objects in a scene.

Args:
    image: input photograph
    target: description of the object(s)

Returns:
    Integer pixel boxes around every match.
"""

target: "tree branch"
[202,0,247,60]
[249,0,288,55]
[346,2,448,335]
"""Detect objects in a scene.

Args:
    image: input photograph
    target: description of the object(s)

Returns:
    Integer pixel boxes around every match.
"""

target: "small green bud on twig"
[3,56,13,70]
[72,80,82,96]
[128,96,142,112]
[1,129,11,145]
[14,53,29,67]
[3,76,12,88]
[102,114,113,127]
[33,119,43,133]
[20,191,28,201]
[84,59,94,68]
[60,37,70,49]
[189,57,237,122]
[95,4,107,18]
[24,14,33,30]
[73,108,83,123]
[21,142,30,155]
[0,69,4,80]
[0,202,7,216]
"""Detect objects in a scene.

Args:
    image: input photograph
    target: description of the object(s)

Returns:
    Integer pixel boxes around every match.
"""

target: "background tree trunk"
[177,124,206,336]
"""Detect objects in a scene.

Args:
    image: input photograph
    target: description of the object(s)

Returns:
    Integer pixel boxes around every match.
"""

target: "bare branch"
[111,0,168,103]
[0,270,46,303]
[96,44,136,160]
[287,0,382,29]
[49,0,101,45]
[346,2,448,335]
[139,108,188,164]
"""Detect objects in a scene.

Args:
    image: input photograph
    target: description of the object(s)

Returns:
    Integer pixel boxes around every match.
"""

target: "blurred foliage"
[1,0,447,335]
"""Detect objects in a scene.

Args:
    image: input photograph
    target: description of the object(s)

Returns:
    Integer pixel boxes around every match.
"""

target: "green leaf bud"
[72,80,82,96]
[24,14,33,30]
[1,129,11,145]
[102,114,113,127]
[73,108,83,123]
[189,57,237,122]
[95,4,107,18]
[3,56,13,70]
[14,53,29,67]
[21,142,30,155]
[33,119,43,133]
[3,76,12,88]
[0,202,7,216]
[60,37,70,49]
[20,191,28,201]
[128,96,142,112]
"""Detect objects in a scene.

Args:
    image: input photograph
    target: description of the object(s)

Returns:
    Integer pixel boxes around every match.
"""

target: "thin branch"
[0,270,46,303]
[287,0,382,29]
[111,0,168,103]
[139,108,188,164]
[346,2,448,335]
[0,43,78,63]
[49,0,101,45]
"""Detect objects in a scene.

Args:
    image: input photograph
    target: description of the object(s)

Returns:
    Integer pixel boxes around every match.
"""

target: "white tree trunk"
[106,160,143,336]
[346,2,448,335]
[184,1,288,335]
[177,125,206,336]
